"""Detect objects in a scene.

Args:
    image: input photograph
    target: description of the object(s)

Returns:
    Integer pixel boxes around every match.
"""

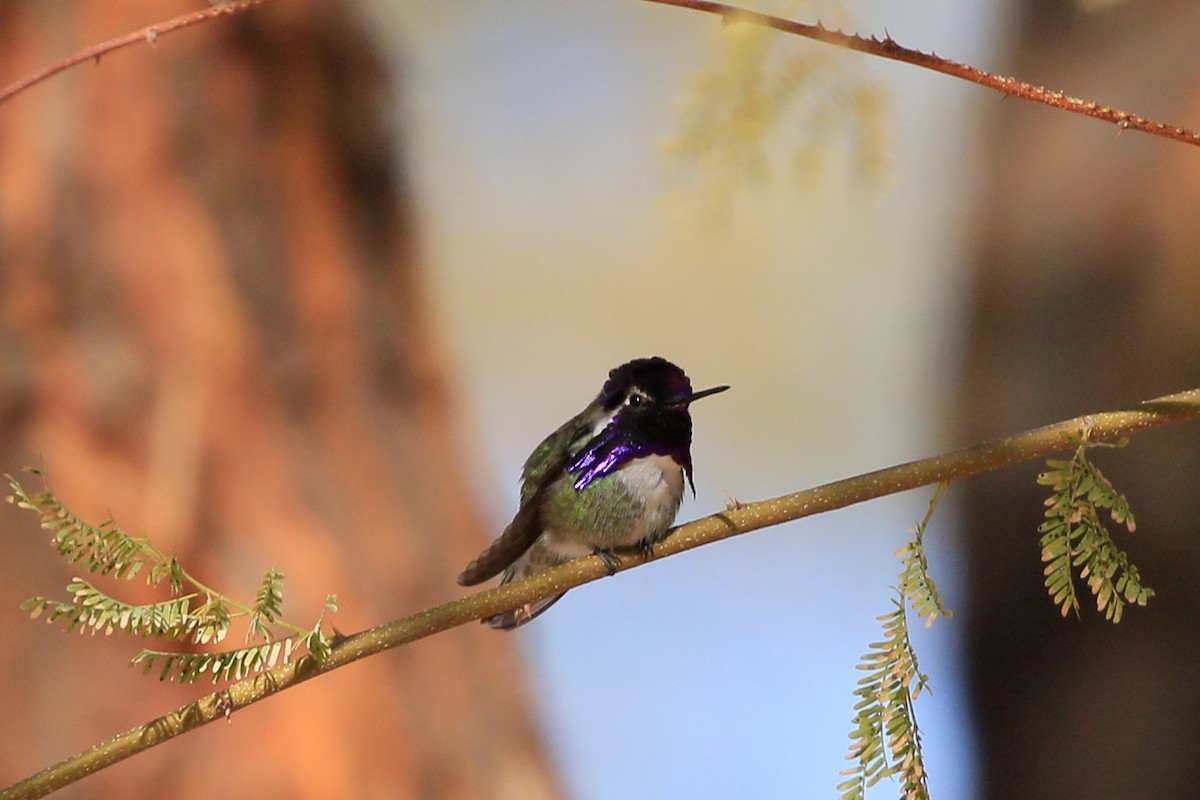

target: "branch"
[5,387,1200,799]
[0,0,283,106]
[643,0,1200,148]
[5,0,1197,150]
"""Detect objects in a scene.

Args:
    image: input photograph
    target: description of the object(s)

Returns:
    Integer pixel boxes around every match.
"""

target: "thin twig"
[0,0,283,106]
[6,0,1195,148]
[4,387,1200,799]
[643,0,1200,148]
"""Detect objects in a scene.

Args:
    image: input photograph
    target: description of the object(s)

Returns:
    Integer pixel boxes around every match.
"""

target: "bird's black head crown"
[598,356,694,411]
[570,356,727,494]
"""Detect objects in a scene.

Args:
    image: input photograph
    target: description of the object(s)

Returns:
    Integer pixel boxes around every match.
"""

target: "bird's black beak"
[675,384,730,405]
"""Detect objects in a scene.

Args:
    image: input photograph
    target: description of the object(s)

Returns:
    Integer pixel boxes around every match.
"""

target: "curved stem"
[5,0,1199,150]
[642,0,1200,148]
[0,0,283,105]
[4,387,1200,799]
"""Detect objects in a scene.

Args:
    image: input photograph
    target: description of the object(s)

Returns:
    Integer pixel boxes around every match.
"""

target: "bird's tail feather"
[483,593,566,630]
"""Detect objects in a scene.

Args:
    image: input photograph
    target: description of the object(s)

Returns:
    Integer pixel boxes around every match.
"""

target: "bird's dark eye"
[627,393,643,407]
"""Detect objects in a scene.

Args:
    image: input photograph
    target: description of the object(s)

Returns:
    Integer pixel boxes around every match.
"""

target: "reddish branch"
[0,0,283,105]
[644,0,1200,148]
[3,0,1198,149]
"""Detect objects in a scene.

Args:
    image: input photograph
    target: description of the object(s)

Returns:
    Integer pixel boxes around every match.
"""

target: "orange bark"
[0,2,559,797]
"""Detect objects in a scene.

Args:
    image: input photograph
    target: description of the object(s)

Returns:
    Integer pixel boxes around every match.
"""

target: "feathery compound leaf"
[841,485,948,800]
[897,482,953,628]
[247,566,285,643]
[660,19,887,222]
[840,594,931,800]
[20,580,235,643]
[9,467,337,681]
[8,472,158,580]
[1037,432,1151,622]
[133,625,331,685]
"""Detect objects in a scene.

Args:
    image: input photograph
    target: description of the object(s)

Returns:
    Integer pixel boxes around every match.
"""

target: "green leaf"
[247,566,286,644]
[11,469,338,683]
[1036,434,1150,624]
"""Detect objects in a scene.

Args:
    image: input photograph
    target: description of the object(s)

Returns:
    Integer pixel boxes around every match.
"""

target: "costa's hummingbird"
[458,356,729,629]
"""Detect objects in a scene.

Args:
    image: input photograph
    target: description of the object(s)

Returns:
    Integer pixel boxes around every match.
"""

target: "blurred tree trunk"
[0,1,559,797]
[957,1,1200,797]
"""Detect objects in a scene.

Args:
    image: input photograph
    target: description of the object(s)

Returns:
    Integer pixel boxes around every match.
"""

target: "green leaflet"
[839,483,948,800]
[8,468,338,685]
[1037,432,1150,623]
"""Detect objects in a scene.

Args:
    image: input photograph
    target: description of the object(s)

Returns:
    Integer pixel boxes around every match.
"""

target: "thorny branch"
[3,0,1197,150]
[644,0,1200,147]
[0,0,282,105]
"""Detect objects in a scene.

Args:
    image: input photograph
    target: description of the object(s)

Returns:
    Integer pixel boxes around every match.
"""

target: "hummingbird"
[458,356,729,629]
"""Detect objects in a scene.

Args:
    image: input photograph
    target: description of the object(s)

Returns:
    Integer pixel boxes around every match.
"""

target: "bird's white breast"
[613,453,685,547]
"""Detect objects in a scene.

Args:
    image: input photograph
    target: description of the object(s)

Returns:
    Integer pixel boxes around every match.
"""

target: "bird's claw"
[593,547,621,576]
